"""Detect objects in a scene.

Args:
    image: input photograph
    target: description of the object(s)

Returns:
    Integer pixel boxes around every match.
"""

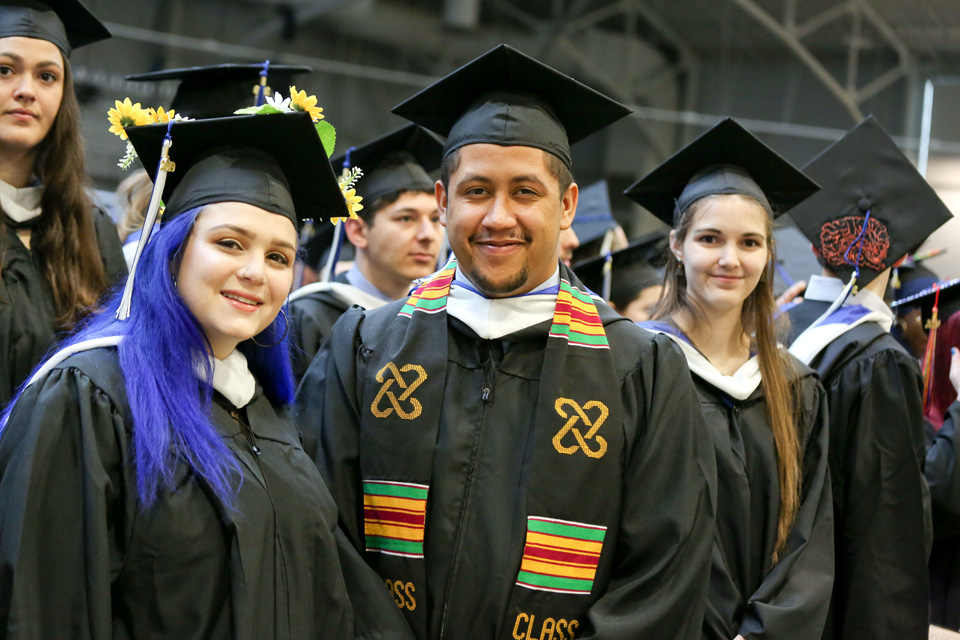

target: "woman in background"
[627,119,833,640]
[0,0,126,405]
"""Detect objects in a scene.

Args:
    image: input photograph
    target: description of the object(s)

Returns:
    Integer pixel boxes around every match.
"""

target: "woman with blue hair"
[0,111,411,639]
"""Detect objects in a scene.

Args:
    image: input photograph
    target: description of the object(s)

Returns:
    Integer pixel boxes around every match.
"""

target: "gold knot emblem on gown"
[552,398,609,459]
[371,362,428,420]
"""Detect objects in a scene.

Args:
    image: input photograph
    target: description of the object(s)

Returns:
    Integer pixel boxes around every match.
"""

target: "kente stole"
[358,259,626,638]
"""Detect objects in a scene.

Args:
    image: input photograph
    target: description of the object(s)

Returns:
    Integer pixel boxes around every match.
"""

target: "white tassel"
[116,133,176,320]
[807,271,858,331]
[321,223,345,283]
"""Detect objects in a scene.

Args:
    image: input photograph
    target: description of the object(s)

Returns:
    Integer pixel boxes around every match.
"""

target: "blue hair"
[3,206,297,509]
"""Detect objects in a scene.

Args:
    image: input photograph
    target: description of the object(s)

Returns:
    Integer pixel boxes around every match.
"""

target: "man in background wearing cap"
[297,45,714,640]
[787,116,954,640]
[289,125,444,380]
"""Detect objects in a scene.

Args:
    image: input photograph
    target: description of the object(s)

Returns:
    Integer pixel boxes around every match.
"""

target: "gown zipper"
[227,405,292,637]
[439,341,499,638]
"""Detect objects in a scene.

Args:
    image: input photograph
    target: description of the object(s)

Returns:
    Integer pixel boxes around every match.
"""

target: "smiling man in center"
[296,44,715,640]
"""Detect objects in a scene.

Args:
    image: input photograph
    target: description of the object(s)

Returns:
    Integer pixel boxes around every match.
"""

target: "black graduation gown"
[693,366,834,640]
[0,208,127,406]
[297,302,716,640]
[926,401,960,630]
[787,300,932,640]
[0,346,412,640]
[289,272,355,381]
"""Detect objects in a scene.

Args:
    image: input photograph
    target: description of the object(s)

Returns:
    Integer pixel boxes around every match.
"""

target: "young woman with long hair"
[0,1,126,406]
[0,112,411,639]
[626,119,834,640]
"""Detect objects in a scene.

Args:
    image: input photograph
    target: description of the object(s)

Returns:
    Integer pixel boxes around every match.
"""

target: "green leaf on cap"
[233,104,285,116]
[316,120,336,158]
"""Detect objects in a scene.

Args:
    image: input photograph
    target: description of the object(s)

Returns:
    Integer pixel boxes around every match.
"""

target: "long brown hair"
[652,194,801,564]
[24,59,108,328]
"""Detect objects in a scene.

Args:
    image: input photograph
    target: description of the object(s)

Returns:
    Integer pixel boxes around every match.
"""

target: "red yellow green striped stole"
[399,260,609,350]
[398,262,457,318]
[516,516,607,595]
[363,480,429,558]
[550,279,610,349]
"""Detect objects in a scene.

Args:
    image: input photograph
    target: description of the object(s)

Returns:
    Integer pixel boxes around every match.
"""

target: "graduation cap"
[0,0,110,56]
[571,180,618,245]
[892,263,939,304]
[332,124,443,204]
[893,278,960,331]
[624,118,819,226]
[891,278,960,410]
[573,231,667,304]
[125,63,313,120]
[392,44,631,168]
[126,112,345,226]
[119,112,346,319]
[788,116,954,288]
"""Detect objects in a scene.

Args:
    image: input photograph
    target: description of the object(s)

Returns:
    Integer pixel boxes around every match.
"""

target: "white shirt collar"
[804,274,893,321]
[639,324,763,400]
[345,264,399,303]
[205,349,257,409]
[0,177,42,223]
[446,267,561,340]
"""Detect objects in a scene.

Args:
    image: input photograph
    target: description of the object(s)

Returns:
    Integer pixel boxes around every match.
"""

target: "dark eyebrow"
[392,207,439,215]
[511,175,547,187]
[209,223,255,239]
[208,224,296,252]
[0,53,63,70]
[459,174,492,184]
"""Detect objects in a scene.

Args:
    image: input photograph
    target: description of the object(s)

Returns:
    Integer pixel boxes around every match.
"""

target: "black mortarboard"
[892,263,939,302]
[332,124,443,204]
[624,118,819,226]
[571,180,618,245]
[788,116,954,287]
[125,112,347,226]
[0,0,110,56]
[391,44,631,168]
[892,278,960,330]
[125,63,313,119]
[573,231,667,303]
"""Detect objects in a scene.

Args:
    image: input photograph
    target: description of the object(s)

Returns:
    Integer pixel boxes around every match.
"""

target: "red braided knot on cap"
[819,215,890,271]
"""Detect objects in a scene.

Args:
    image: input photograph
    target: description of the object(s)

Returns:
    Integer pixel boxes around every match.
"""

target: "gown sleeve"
[295,309,414,639]
[0,365,127,640]
[580,334,716,640]
[296,307,367,552]
[926,401,960,538]
[823,348,931,640]
[738,375,835,639]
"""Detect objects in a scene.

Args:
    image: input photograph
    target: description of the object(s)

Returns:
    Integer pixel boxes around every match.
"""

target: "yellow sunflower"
[288,85,324,122]
[146,105,178,124]
[331,187,363,224]
[107,98,151,140]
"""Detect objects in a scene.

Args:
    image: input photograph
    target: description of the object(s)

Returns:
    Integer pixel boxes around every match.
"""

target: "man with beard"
[297,45,714,640]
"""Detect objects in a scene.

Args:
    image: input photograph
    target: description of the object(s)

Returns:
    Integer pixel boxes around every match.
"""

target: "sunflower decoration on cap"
[108,99,190,169]
[105,79,363,222]
[231,84,361,220]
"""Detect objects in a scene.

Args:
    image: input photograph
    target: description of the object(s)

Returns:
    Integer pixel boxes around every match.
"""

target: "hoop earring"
[251,308,289,348]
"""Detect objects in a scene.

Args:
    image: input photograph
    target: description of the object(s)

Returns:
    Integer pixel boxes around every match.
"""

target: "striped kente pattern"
[516,516,607,595]
[363,480,429,558]
[548,280,610,349]
[398,262,457,318]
